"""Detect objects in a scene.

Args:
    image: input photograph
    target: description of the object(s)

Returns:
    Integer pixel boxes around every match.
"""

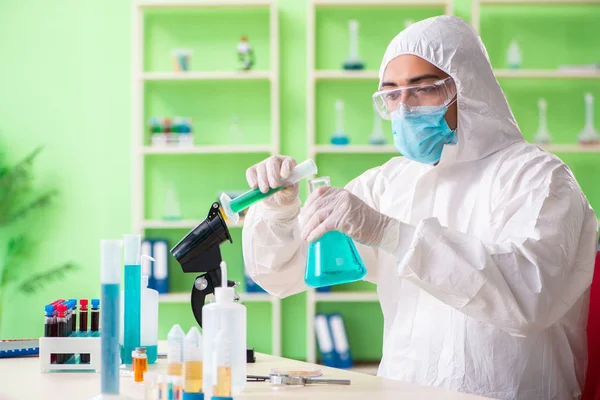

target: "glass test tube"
[79,299,90,363]
[124,234,142,365]
[100,240,122,395]
[44,304,57,364]
[91,298,100,335]
[56,304,68,364]
[220,159,318,223]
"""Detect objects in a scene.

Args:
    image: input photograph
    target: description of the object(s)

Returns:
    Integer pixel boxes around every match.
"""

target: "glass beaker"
[304,177,367,288]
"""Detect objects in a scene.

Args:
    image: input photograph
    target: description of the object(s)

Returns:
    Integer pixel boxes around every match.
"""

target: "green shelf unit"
[132,0,281,356]
[472,0,600,215]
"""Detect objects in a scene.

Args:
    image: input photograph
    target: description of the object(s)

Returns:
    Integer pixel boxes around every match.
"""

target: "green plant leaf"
[0,190,57,226]
[0,146,43,189]
[0,146,44,222]
[0,235,30,289]
[18,262,78,294]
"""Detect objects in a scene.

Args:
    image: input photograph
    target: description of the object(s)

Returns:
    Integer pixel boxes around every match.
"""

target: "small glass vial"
[157,374,167,400]
[172,376,183,400]
[133,347,148,383]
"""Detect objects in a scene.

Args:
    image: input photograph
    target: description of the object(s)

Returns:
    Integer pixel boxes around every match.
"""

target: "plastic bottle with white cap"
[202,262,246,399]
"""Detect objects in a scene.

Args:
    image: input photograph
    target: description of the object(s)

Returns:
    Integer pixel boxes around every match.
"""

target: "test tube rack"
[39,336,101,372]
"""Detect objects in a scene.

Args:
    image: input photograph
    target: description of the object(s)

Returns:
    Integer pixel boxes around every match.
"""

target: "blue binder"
[329,313,353,369]
[315,313,337,367]
[152,239,169,294]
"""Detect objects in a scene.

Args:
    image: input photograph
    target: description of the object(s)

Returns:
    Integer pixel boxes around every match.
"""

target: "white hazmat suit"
[242,16,598,400]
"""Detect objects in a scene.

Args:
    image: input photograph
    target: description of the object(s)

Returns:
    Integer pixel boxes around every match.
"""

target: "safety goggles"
[372,77,457,120]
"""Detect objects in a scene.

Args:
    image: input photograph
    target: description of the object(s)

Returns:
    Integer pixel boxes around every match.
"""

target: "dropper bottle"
[183,327,204,400]
[167,324,185,377]
[202,262,246,399]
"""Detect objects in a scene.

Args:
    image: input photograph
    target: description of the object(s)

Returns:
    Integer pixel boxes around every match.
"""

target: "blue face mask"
[391,105,457,164]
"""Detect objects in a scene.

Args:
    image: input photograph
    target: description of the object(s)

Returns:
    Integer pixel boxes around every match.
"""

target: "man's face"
[381,55,458,130]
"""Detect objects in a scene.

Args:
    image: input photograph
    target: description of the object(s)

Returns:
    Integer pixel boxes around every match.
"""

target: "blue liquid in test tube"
[100,240,123,395]
[101,283,120,393]
[123,234,141,365]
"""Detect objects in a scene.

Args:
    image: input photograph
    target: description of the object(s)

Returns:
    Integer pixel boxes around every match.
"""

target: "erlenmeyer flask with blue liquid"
[304,176,367,288]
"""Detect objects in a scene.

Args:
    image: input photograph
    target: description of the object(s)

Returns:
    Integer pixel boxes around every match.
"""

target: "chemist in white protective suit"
[242,16,598,400]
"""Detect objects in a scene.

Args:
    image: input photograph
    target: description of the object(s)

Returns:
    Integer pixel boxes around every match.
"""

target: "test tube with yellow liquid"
[212,330,232,399]
[182,327,203,399]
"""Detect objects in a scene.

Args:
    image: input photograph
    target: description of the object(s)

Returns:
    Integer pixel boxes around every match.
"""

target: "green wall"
[1,0,599,363]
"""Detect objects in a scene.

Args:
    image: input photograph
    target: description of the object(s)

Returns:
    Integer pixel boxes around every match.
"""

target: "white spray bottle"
[202,262,246,398]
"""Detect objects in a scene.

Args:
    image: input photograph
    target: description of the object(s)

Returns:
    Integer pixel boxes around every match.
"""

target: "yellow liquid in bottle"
[184,361,203,392]
[213,366,232,397]
[133,356,148,382]
[167,362,183,376]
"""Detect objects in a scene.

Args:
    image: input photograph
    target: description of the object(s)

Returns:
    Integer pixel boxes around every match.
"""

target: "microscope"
[170,202,238,328]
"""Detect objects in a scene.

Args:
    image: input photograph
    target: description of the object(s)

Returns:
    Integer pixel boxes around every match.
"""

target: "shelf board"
[315,144,397,154]
[142,145,273,154]
[141,71,272,81]
[541,144,600,153]
[480,0,600,4]
[315,291,379,302]
[495,69,600,79]
[142,219,244,229]
[314,70,379,80]
[136,0,273,8]
[159,292,274,304]
[313,0,448,6]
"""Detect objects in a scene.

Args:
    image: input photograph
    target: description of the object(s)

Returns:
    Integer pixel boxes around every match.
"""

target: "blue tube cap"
[45,304,54,317]
[68,298,77,308]
[182,393,204,400]
[91,298,100,308]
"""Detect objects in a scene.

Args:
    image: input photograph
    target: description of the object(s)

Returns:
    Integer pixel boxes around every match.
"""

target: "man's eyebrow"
[407,73,442,84]
[380,73,444,89]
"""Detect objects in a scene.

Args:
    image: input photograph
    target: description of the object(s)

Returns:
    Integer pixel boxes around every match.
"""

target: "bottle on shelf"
[368,105,387,145]
[578,93,599,145]
[534,98,552,145]
[506,39,522,70]
[330,100,350,146]
[343,20,365,70]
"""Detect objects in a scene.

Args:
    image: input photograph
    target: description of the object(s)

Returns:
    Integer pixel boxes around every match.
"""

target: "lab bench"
[0,341,494,400]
